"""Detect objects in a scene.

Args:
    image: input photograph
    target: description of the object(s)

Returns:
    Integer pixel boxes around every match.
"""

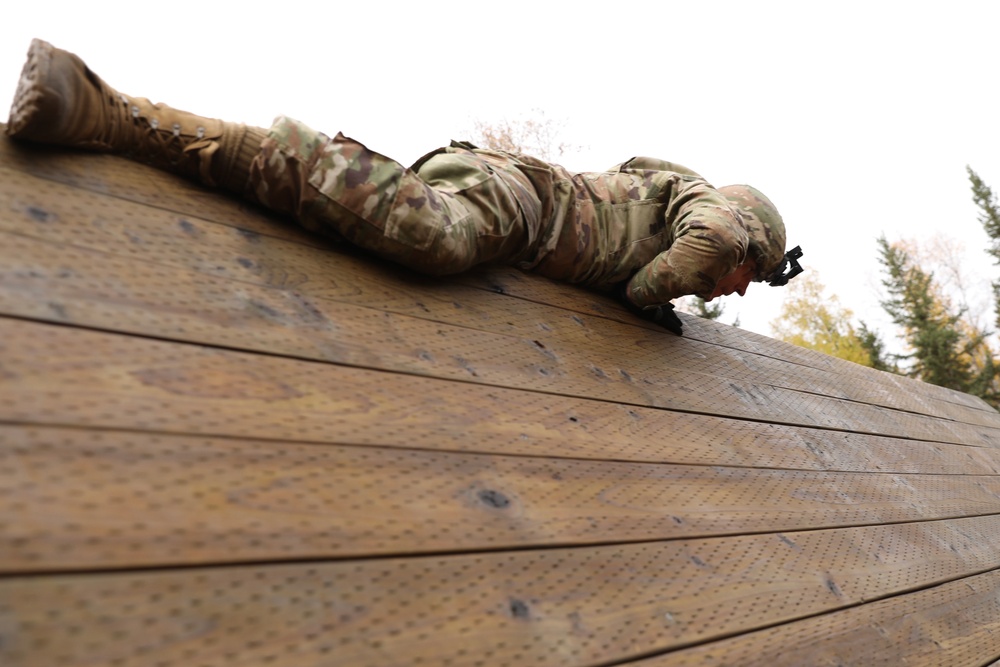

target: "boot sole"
[7,39,54,138]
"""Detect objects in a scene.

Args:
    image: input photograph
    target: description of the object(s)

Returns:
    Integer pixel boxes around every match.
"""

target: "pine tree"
[968,166,1000,328]
[690,297,725,321]
[856,321,897,373]
[877,236,976,391]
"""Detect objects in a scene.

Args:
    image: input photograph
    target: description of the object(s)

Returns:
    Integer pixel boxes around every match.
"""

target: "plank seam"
[5,418,1000,474]
[6,513,1000,579]
[591,562,1000,667]
[3,169,988,418]
[4,312,998,446]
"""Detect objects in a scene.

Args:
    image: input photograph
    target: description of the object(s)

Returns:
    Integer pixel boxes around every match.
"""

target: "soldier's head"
[718,184,787,282]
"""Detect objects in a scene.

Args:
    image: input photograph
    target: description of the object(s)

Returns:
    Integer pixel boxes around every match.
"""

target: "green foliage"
[969,166,1000,262]
[771,272,877,367]
[857,321,898,373]
[968,166,1000,329]
[690,297,724,321]
[876,235,998,402]
[674,295,740,326]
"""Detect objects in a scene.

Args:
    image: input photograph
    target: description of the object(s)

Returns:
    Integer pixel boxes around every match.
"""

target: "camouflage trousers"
[246,116,572,276]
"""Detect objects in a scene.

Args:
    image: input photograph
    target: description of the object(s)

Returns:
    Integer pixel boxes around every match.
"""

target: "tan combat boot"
[6,38,264,192]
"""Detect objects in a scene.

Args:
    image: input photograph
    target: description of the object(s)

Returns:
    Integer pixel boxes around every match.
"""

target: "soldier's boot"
[6,38,266,193]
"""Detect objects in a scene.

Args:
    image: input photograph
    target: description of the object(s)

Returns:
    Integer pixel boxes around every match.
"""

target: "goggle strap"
[767,245,804,287]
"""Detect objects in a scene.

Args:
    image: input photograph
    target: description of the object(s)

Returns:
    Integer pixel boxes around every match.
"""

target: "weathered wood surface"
[5,516,1000,666]
[4,173,999,445]
[3,130,1000,666]
[8,420,1000,571]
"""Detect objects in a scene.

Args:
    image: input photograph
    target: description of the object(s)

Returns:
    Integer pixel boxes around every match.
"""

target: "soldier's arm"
[607,157,704,178]
[624,183,749,309]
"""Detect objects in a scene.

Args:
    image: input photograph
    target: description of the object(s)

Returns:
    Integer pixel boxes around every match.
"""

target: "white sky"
[3,1,999,346]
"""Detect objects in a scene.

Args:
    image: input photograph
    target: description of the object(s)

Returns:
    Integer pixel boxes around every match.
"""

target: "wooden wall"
[3,130,1000,666]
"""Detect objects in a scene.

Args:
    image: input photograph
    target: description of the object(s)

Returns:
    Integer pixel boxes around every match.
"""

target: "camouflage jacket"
[515,155,751,308]
[252,117,750,311]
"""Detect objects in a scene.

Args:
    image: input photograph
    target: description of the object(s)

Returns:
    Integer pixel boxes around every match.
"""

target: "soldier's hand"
[614,282,683,336]
[646,302,684,335]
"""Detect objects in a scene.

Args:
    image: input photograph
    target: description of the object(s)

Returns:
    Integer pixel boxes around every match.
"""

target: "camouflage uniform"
[248,116,750,309]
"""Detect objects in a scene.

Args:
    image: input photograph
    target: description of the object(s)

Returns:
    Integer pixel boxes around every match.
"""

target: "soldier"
[6,39,801,335]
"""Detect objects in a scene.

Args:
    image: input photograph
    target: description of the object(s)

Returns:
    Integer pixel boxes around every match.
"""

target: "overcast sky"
[3,1,999,346]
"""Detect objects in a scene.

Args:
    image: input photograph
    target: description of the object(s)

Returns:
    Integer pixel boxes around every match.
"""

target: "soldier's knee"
[399,224,480,276]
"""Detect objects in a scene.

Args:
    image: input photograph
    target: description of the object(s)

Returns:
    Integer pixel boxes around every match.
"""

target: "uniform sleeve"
[608,156,704,178]
[626,181,749,308]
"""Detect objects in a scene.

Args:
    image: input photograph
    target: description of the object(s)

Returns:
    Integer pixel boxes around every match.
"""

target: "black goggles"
[764,246,804,286]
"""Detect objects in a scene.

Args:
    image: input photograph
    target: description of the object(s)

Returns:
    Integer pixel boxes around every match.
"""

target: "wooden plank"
[0,136,817,398]
[4,135,1000,665]
[2,163,995,429]
[3,516,1000,666]
[641,569,1000,666]
[5,139,983,421]
[4,317,1000,474]
[465,265,997,415]
[0,130,317,246]
[0,141,991,422]
[8,424,1000,571]
[0,319,1000,475]
[2,230,998,445]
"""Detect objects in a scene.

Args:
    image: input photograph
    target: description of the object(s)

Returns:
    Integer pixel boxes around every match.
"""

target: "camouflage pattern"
[247,116,563,276]
[542,159,750,307]
[718,185,786,279]
[248,116,771,308]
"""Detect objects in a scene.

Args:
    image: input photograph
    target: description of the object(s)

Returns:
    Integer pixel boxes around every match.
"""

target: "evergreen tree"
[876,236,977,391]
[857,321,898,373]
[690,297,724,321]
[675,295,737,325]
[968,166,1000,328]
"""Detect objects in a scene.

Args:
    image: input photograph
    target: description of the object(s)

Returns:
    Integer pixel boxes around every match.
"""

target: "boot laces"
[105,90,216,176]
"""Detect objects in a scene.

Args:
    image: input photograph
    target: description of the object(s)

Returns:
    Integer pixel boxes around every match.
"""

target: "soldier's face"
[706,259,757,301]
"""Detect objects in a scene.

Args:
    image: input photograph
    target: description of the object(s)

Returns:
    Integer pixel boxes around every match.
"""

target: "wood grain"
[463,266,996,414]
[643,569,1000,666]
[1,163,994,427]
[3,516,1000,666]
[4,134,977,416]
[4,127,1000,666]
[2,229,998,445]
[6,424,1000,571]
[0,132,316,245]
[4,316,1000,474]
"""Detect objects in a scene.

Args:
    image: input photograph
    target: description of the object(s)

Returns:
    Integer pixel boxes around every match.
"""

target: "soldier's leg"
[247,117,549,275]
[6,39,265,192]
[6,40,551,277]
